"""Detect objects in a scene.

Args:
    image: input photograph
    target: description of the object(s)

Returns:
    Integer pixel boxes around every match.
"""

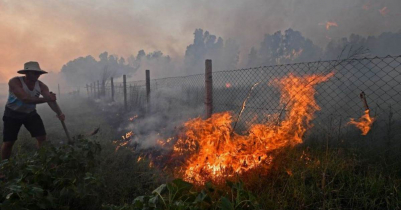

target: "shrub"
[0,139,103,210]
[102,178,261,210]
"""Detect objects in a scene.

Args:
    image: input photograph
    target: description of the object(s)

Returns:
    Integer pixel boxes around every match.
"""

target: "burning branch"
[232,82,261,132]
[348,92,375,135]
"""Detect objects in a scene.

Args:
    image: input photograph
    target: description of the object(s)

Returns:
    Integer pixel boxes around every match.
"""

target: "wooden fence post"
[58,84,60,98]
[97,80,100,98]
[123,75,127,111]
[146,70,150,104]
[205,59,213,118]
[129,84,132,105]
[111,77,114,101]
[102,80,105,97]
[93,82,96,98]
[90,83,93,98]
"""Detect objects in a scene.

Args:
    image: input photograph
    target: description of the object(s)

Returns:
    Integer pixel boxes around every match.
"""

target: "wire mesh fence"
[95,55,401,158]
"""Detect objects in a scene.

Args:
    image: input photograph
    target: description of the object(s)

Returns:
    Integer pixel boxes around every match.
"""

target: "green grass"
[248,145,401,209]
[0,97,161,209]
[1,97,401,209]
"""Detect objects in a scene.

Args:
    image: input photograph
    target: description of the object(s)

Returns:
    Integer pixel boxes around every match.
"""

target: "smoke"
[60,52,136,86]
[184,29,240,74]
[323,31,401,59]
[2,0,401,146]
[2,0,400,83]
[104,84,204,150]
[246,28,321,67]
[129,50,177,80]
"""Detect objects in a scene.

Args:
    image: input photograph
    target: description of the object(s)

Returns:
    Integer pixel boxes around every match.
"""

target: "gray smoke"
[184,29,240,74]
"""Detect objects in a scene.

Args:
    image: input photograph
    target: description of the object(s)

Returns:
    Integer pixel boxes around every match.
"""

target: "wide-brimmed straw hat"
[17,61,48,74]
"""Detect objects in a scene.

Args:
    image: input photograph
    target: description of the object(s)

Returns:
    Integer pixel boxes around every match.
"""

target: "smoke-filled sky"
[1,0,400,82]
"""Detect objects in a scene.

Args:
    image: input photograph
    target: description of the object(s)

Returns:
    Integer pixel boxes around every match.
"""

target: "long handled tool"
[49,101,72,144]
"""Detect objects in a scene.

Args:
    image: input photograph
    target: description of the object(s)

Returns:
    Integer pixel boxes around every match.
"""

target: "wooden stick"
[205,59,213,118]
[60,120,72,144]
[360,91,369,111]
[49,101,72,144]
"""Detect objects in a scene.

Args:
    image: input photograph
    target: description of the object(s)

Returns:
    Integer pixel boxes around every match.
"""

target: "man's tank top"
[5,77,41,114]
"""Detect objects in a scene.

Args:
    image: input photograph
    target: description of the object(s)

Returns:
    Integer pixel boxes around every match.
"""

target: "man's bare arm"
[9,78,50,104]
[40,82,63,116]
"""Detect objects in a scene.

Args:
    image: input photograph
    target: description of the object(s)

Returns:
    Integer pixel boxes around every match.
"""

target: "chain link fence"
[98,55,401,159]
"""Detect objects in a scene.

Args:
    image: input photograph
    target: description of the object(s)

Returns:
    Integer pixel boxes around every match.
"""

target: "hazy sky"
[0,0,400,82]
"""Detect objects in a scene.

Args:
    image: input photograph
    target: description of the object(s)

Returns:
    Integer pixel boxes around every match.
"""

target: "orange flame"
[348,110,375,135]
[379,7,388,17]
[281,49,304,62]
[292,49,303,58]
[326,21,338,30]
[129,115,138,122]
[114,131,135,151]
[122,131,134,140]
[171,72,334,183]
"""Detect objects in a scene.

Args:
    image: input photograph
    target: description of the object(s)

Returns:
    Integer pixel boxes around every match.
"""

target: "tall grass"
[1,97,400,209]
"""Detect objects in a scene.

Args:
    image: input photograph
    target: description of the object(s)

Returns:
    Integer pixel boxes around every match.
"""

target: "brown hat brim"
[17,70,48,74]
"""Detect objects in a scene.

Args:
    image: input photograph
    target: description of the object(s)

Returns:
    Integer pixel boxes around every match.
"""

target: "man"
[1,61,65,160]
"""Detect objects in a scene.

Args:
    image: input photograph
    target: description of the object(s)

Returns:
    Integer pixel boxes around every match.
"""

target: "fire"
[292,49,303,58]
[278,48,304,64]
[326,21,338,30]
[122,131,134,140]
[348,110,375,135]
[129,115,138,122]
[379,7,388,17]
[114,131,135,151]
[171,73,334,183]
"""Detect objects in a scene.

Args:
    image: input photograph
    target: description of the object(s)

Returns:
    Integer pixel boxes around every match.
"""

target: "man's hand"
[57,113,65,121]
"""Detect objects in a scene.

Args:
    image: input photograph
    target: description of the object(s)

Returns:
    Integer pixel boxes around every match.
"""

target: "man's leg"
[1,141,16,160]
[2,116,22,160]
[36,135,46,148]
[24,113,47,149]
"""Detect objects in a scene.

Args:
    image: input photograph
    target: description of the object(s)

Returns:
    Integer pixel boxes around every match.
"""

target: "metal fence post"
[111,77,114,101]
[86,84,89,98]
[123,75,127,111]
[205,59,213,118]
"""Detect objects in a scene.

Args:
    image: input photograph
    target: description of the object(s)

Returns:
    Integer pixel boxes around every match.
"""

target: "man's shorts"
[2,111,46,142]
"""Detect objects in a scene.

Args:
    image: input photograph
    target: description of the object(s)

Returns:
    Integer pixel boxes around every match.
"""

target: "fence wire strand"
[96,55,401,158]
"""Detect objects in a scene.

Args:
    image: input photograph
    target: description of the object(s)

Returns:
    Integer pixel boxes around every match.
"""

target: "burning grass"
[167,72,335,184]
[1,95,399,209]
[113,72,380,187]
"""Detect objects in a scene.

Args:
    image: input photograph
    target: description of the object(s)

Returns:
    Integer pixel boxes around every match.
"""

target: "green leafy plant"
[0,139,103,210]
[110,178,260,210]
